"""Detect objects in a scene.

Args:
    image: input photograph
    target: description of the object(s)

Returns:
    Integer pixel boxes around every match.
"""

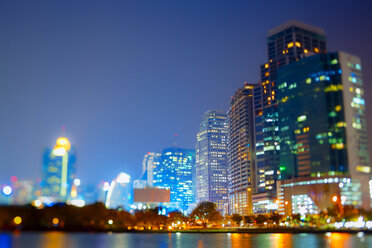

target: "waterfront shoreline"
[2,227,372,234]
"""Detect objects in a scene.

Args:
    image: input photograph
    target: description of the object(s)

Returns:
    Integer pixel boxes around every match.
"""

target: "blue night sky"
[0,0,371,185]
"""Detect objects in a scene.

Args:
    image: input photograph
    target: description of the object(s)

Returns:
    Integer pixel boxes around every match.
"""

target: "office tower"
[141,152,161,187]
[41,137,76,202]
[153,147,195,213]
[195,110,228,212]
[277,51,371,209]
[228,84,257,215]
[256,20,327,194]
[105,172,133,210]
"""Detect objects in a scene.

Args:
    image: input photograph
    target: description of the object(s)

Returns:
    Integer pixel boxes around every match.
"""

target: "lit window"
[297,115,306,122]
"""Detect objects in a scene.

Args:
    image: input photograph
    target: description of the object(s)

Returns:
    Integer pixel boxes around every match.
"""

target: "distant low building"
[134,188,170,203]
[132,188,179,214]
[277,176,362,216]
[13,180,35,205]
[252,192,278,214]
[105,172,133,210]
[141,152,161,187]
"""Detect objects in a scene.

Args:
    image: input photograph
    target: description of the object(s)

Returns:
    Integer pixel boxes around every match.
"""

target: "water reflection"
[326,233,357,248]
[0,232,371,248]
[40,232,69,248]
[269,233,293,248]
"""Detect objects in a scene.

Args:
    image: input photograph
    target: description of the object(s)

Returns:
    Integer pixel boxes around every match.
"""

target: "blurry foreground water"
[0,232,371,248]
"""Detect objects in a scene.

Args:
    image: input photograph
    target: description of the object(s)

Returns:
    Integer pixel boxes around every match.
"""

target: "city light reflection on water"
[0,232,371,248]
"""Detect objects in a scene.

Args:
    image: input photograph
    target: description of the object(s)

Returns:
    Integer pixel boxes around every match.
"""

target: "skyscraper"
[141,152,161,187]
[153,147,195,213]
[41,137,76,202]
[195,110,228,212]
[256,20,327,195]
[228,84,257,215]
[277,51,371,209]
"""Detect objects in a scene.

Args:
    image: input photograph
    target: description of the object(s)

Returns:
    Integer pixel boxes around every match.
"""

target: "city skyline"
[1,1,372,186]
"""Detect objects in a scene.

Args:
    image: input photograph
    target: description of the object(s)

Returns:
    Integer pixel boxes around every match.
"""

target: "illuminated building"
[97,181,110,203]
[153,147,195,213]
[227,84,257,215]
[133,179,147,189]
[0,185,13,205]
[140,152,161,187]
[105,172,133,210]
[195,110,228,212]
[252,192,278,214]
[255,20,328,197]
[41,137,76,202]
[12,180,35,205]
[277,176,362,216]
[277,51,371,209]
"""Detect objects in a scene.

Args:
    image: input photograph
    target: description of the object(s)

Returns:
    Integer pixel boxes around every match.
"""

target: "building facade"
[195,110,228,212]
[105,172,133,210]
[277,176,362,216]
[41,137,76,202]
[228,84,257,215]
[277,51,371,209]
[153,147,195,213]
[255,20,328,196]
[141,152,161,187]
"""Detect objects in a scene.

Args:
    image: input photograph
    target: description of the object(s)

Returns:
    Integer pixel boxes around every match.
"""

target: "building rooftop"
[267,20,326,37]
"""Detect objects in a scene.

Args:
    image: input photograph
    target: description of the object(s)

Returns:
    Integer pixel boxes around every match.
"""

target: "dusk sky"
[0,0,371,185]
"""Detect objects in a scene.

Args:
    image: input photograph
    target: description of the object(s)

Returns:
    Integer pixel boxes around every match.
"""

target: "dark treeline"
[0,203,188,232]
[2,201,371,232]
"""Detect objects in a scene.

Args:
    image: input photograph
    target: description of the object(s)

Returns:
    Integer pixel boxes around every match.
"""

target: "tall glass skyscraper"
[195,110,228,212]
[277,51,371,209]
[256,20,327,195]
[153,147,195,213]
[41,137,76,202]
[227,84,257,215]
[141,152,161,187]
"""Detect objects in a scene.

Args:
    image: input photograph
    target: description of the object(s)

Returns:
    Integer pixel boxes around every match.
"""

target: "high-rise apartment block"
[227,84,257,215]
[195,110,228,212]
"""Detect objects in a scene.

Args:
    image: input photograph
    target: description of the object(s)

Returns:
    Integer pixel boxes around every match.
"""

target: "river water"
[0,232,371,248]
